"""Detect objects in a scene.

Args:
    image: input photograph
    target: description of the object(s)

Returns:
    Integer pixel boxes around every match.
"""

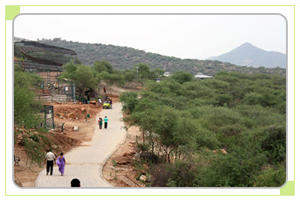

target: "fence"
[43,105,54,129]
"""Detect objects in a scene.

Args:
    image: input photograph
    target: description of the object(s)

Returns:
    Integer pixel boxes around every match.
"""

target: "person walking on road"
[56,152,66,176]
[109,98,112,109]
[98,98,102,107]
[104,116,108,129]
[71,178,81,187]
[98,117,103,129]
[103,86,106,93]
[45,149,56,175]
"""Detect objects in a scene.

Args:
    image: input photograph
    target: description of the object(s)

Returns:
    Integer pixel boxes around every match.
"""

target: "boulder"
[139,175,147,182]
[213,149,227,154]
[90,101,97,105]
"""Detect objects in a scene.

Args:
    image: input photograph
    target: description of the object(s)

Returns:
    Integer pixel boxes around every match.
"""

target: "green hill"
[37,38,286,76]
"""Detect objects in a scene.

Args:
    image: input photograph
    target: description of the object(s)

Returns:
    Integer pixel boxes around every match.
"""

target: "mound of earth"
[102,125,146,187]
[14,101,102,187]
[14,84,142,187]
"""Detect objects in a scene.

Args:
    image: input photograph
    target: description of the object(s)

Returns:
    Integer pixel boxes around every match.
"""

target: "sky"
[14,14,286,60]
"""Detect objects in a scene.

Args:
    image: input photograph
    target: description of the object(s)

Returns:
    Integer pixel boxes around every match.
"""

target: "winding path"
[35,102,126,187]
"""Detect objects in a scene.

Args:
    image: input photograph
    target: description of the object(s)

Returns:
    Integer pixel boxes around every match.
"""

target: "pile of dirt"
[13,101,102,187]
[102,125,147,187]
[54,103,98,120]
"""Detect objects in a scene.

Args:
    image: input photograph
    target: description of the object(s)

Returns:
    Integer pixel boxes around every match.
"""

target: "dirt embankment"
[102,125,145,187]
[14,101,103,187]
[14,85,143,187]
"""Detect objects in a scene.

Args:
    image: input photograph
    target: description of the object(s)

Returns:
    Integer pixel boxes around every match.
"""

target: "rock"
[134,153,140,161]
[220,149,227,154]
[139,175,147,182]
[213,149,227,154]
[90,101,97,105]
[73,126,79,131]
[14,178,23,187]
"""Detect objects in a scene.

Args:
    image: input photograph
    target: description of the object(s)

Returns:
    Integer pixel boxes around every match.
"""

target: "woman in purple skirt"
[56,152,66,176]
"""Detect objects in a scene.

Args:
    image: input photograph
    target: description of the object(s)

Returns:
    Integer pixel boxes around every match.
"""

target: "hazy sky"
[14,14,286,60]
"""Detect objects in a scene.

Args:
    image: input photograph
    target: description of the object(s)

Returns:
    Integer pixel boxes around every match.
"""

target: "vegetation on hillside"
[14,64,44,128]
[14,64,53,166]
[60,60,165,95]
[120,71,286,187]
[38,38,286,76]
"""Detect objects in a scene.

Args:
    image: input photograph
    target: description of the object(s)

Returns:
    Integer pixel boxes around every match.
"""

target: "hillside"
[209,43,286,68]
[36,38,285,76]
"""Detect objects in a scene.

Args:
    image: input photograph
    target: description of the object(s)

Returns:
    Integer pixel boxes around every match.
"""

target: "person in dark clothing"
[98,117,103,129]
[109,98,112,108]
[71,178,81,187]
[104,116,108,129]
[45,149,56,175]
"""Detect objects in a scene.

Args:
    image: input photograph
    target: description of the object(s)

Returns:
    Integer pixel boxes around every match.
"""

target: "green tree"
[61,60,78,80]
[171,71,193,84]
[14,65,43,128]
[100,71,125,86]
[120,91,139,114]
[124,70,136,82]
[92,60,113,73]
[74,65,98,95]
[135,63,150,79]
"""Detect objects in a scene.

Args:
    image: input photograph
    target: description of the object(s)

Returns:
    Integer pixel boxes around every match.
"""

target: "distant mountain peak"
[235,43,260,51]
[209,43,286,68]
[241,42,253,46]
[240,42,253,47]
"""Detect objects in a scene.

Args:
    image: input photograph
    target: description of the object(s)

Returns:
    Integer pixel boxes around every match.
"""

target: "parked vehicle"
[103,101,111,109]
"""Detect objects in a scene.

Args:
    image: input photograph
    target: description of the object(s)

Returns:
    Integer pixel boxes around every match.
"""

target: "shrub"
[254,165,286,187]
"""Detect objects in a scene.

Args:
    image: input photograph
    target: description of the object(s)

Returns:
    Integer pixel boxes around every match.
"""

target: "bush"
[254,165,286,187]
[120,91,138,114]
[149,163,172,187]
[29,134,40,142]
[166,161,197,187]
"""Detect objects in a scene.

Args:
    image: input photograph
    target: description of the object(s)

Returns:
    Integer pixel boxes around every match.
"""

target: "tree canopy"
[120,71,286,187]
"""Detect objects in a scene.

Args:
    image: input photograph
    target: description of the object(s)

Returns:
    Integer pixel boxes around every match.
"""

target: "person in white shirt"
[45,149,56,175]
[98,98,102,107]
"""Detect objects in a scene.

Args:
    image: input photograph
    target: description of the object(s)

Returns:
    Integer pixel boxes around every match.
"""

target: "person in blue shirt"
[104,116,108,129]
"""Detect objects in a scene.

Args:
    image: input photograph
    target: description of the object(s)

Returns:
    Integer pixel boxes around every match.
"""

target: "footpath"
[35,102,126,187]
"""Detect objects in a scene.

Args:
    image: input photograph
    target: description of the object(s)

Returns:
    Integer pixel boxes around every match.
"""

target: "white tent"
[194,72,212,79]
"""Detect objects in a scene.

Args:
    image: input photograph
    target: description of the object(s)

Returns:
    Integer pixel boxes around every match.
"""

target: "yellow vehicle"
[103,101,111,109]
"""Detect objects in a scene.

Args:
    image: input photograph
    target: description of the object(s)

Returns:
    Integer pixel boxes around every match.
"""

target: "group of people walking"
[45,151,80,187]
[45,150,65,176]
[44,114,109,182]
[43,90,111,186]
[98,116,108,129]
